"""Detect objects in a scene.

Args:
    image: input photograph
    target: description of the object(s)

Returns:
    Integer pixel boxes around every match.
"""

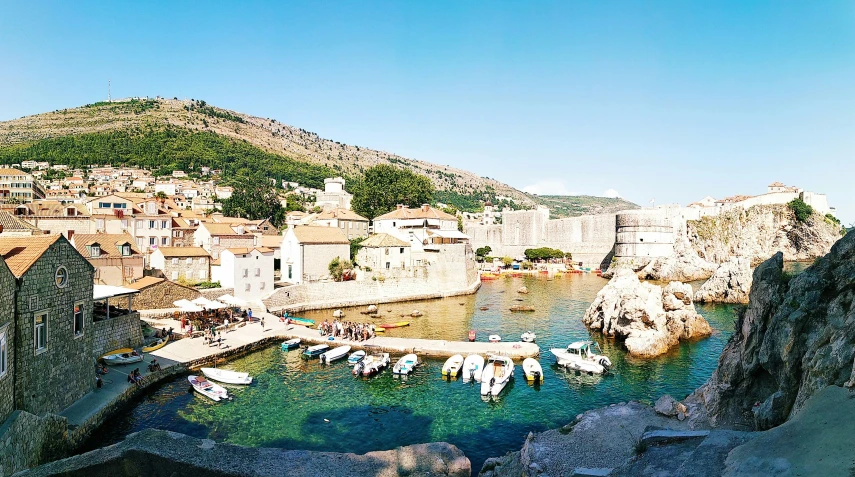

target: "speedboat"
[188,375,230,401]
[462,354,485,383]
[522,358,543,383]
[392,354,418,375]
[355,352,390,377]
[102,350,143,365]
[441,354,465,378]
[302,343,330,359]
[488,334,502,343]
[347,350,366,364]
[281,338,301,351]
[320,345,351,364]
[520,331,536,343]
[200,367,252,385]
[550,341,612,374]
[480,355,514,398]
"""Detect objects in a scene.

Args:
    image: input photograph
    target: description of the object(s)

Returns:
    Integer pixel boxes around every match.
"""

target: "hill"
[535,195,640,217]
[0,97,637,215]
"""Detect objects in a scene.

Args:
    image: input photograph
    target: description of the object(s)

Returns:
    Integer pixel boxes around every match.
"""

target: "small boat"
[102,351,143,365]
[100,347,133,359]
[142,336,169,353]
[188,375,229,401]
[521,331,536,343]
[355,352,390,377]
[375,327,385,333]
[392,354,418,375]
[550,341,612,374]
[378,321,410,329]
[522,358,543,383]
[320,345,351,364]
[302,343,330,359]
[462,354,485,383]
[281,338,301,351]
[347,350,366,364]
[288,316,315,326]
[488,334,502,343]
[441,354,465,378]
[481,355,514,398]
[200,367,252,385]
[468,330,476,342]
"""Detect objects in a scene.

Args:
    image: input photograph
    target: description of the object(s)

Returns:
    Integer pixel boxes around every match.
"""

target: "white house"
[280,226,350,284]
[372,204,464,253]
[356,233,411,271]
[212,247,275,300]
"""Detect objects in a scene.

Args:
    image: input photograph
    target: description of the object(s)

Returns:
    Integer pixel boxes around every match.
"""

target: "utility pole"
[108,80,112,103]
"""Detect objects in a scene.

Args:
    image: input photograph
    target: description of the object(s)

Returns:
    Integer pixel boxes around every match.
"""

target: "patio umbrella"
[191,297,211,306]
[179,303,204,313]
[173,299,195,308]
[218,294,246,307]
[205,300,228,310]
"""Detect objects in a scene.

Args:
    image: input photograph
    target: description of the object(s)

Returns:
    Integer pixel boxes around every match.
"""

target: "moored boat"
[281,338,301,351]
[188,375,230,401]
[102,350,143,365]
[480,355,514,398]
[520,331,536,343]
[142,336,169,353]
[522,358,543,383]
[378,321,410,329]
[200,367,252,385]
[355,352,390,377]
[441,354,464,378]
[302,343,330,359]
[468,330,476,342]
[392,354,418,375]
[347,350,366,364]
[320,345,351,364]
[488,334,502,343]
[550,341,612,374]
[462,354,485,383]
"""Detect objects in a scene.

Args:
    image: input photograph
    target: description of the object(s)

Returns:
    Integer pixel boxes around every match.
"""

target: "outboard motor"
[490,377,496,387]
[533,371,541,381]
[599,358,611,372]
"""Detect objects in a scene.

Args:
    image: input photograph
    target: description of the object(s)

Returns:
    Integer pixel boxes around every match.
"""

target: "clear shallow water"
[84,274,737,473]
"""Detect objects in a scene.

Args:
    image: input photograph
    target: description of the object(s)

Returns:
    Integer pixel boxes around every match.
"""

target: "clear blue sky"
[1,1,853,222]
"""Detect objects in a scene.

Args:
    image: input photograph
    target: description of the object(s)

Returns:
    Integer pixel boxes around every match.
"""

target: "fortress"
[465,183,834,268]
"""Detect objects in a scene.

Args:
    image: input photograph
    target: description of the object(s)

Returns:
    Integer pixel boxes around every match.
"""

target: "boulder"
[582,268,712,357]
[637,236,718,282]
[694,257,752,304]
[366,304,378,313]
[517,286,529,294]
[332,309,344,318]
[654,395,688,418]
[411,310,423,317]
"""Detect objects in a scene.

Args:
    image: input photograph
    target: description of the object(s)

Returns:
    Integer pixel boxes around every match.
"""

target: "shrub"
[787,198,813,222]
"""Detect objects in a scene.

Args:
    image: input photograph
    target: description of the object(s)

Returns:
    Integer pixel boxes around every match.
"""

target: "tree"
[328,257,354,282]
[283,194,304,212]
[501,256,514,268]
[787,198,813,222]
[351,164,434,219]
[524,247,566,261]
[155,191,168,201]
[221,175,285,227]
[349,237,365,263]
[475,246,492,258]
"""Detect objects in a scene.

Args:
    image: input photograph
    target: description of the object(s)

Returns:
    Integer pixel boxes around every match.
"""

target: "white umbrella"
[218,294,246,307]
[191,297,210,306]
[180,303,204,313]
[173,299,195,308]
[205,300,227,310]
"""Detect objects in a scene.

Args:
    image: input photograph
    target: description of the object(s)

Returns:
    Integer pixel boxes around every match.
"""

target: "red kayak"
[377,321,410,329]
[468,330,476,342]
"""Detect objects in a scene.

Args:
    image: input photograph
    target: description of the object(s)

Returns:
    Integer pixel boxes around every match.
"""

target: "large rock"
[637,235,718,282]
[582,268,712,357]
[694,257,753,304]
[686,229,855,430]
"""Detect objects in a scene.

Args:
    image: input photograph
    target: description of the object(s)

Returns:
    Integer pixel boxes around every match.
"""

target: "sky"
[1,1,853,222]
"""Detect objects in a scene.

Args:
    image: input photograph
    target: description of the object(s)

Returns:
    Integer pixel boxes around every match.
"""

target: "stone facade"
[0,410,68,477]
[90,313,143,359]
[129,279,200,310]
[0,258,15,425]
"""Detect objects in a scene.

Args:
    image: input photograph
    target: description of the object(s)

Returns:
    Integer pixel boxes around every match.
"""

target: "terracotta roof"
[213,216,251,225]
[202,223,241,236]
[155,247,210,258]
[360,233,410,248]
[315,208,368,222]
[769,181,785,187]
[225,247,274,255]
[0,211,42,232]
[260,235,283,248]
[0,235,62,277]
[71,233,141,258]
[291,226,349,244]
[0,168,28,176]
[373,205,457,222]
[126,276,164,290]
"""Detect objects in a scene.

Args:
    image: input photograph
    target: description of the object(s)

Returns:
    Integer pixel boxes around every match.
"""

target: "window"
[0,326,7,379]
[96,218,105,230]
[400,248,405,254]
[121,245,131,256]
[386,262,390,269]
[73,302,84,337]
[161,220,168,229]
[172,258,179,265]
[184,257,191,265]
[213,237,220,245]
[172,271,179,280]
[200,257,207,264]
[245,283,251,291]
[260,282,266,290]
[162,237,168,246]
[113,203,127,209]
[255,268,261,277]
[149,237,156,246]
[136,220,144,229]
[198,270,207,280]
[385,249,389,255]
[90,244,101,258]
[121,219,129,229]
[55,266,68,288]
[149,220,156,229]
[98,202,110,208]
[242,269,248,278]
[34,313,47,352]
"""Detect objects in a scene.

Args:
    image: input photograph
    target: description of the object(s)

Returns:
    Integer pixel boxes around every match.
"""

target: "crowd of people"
[319,320,376,341]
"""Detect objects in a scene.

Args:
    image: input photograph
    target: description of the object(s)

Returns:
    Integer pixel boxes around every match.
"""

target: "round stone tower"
[613,209,676,261]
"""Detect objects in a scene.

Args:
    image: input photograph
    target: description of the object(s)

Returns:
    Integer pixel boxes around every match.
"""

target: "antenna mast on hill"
[108,80,111,103]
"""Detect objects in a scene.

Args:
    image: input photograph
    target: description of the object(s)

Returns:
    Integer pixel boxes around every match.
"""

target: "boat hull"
[142,337,169,353]
[393,354,418,375]
[441,354,464,377]
[320,346,351,364]
[200,367,252,385]
[188,376,229,401]
[462,355,485,383]
[281,339,301,351]
[522,358,543,382]
[103,353,143,365]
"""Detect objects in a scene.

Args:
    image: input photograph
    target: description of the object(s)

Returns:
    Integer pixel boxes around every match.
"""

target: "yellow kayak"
[375,328,385,333]
[142,336,169,353]
[101,347,133,359]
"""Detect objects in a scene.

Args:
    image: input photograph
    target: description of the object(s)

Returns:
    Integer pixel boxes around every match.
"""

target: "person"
[167,327,174,339]
[96,374,103,388]
[260,315,265,328]
[97,363,108,375]
[148,358,161,372]
[224,317,230,330]
[248,308,253,322]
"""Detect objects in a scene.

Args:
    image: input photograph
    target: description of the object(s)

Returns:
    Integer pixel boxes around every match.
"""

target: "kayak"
[378,321,410,329]
[288,316,315,326]
[142,336,169,352]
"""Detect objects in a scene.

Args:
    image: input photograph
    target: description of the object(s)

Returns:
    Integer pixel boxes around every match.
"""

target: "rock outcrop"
[25,429,471,477]
[688,205,842,265]
[582,269,712,357]
[636,235,718,282]
[686,229,855,430]
[694,257,753,304]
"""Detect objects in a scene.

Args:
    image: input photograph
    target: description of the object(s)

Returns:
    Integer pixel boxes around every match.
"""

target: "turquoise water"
[84,274,737,472]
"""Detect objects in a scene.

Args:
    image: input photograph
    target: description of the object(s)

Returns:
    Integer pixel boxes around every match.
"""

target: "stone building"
[126,277,200,310]
[0,210,43,236]
[280,226,350,283]
[314,177,352,210]
[4,201,91,239]
[71,233,144,286]
[0,235,95,416]
[0,254,16,425]
[0,168,44,202]
[149,246,211,283]
[356,233,411,271]
[312,208,369,240]
[213,247,275,300]
[193,222,255,260]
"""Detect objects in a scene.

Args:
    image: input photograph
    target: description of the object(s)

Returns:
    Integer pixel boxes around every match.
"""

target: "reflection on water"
[84,273,737,473]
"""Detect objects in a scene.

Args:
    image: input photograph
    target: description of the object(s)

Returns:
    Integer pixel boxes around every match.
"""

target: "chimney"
[421,204,429,212]
[396,204,404,210]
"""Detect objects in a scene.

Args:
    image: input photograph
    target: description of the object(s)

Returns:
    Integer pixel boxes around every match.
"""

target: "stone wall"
[199,287,234,301]
[134,281,201,310]
[0,258,16,425]
[90,313,143,359]
[0,410,68,477]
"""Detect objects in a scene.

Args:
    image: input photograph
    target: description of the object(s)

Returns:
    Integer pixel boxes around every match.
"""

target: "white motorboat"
[320,345,351,364]
[347,350,366,364]
[441,354,464,378]
[355,352,390,377]
[392,354,418,375]
[480,355,514,397]
[188,375,230,401]
[281,338,301,351]
[522,358,543,383]
[521,331,536,343]
[550,341,612,374]
[302,343,330,359]
[488,334,502,343]
[102,351,143,365]
[200,367,252,385]
[462,354,485,383]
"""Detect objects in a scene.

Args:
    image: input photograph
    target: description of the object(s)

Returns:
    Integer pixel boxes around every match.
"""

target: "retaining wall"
[90,313,144,359]
[0,411,68,477]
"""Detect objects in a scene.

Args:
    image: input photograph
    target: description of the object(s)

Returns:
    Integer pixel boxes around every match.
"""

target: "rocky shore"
[693,257,752,304]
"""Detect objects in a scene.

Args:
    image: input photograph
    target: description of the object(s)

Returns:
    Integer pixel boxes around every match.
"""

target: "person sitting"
[97,363,109,375]
[148,359,161,372]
